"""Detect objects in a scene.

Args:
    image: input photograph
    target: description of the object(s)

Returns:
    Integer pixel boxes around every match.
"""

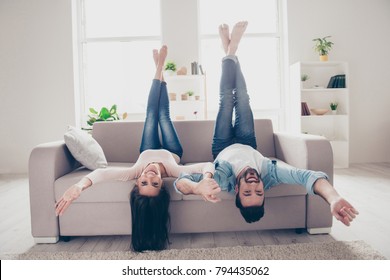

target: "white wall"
[1,0,389,174]
[0,0,75,173]
[286,0,390,163]
[161,0,199,71]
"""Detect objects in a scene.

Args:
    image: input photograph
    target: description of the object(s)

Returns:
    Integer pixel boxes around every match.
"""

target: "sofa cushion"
[92,122,144,163]
[64,126,107,170]
[92,119,277,164]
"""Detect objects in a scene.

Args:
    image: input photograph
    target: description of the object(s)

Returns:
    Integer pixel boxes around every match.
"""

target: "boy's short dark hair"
[235,194,265,223]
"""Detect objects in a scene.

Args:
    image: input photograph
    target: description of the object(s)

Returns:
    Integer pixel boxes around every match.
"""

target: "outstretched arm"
[269,160,359,226]
[55,166,137,216]
[313,178,359,226]
[55,177,92,216]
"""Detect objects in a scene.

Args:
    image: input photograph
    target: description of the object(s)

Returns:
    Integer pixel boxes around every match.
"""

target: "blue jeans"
[212,56,257,158]
[140,79,183,158]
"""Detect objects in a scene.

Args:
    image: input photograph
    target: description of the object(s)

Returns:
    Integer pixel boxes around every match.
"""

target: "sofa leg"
[307,227,331,234]
[60,236,71,242]
[34,237,59,244]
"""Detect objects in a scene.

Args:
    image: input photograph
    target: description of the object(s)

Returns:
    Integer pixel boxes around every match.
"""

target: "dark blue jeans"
[212,56,257,159]
[140,79,183,158]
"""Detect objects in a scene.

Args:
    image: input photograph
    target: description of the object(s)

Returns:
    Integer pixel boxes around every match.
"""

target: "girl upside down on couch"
[55,45,216,252]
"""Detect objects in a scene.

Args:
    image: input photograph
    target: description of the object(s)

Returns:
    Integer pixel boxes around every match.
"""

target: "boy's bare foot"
[154,45,168,80]
[158,45,168,69]
[219,24,230,54]
[228,21,248,56]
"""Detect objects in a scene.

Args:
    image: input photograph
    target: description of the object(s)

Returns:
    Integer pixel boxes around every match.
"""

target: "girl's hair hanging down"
[130,184,171,252]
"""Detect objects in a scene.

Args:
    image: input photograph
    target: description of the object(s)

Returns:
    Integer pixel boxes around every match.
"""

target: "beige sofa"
[29,119,333,244]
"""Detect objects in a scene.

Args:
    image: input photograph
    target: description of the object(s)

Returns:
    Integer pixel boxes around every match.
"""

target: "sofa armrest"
[29,141,79,242]
[274,132,333,183]
[274,132,333,231]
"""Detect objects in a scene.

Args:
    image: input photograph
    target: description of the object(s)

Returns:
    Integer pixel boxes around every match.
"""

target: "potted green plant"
[87,104,128,127]
[330,102,338,114]
[164,61,177,75]
[312,36,334,61]
[186,90,195,100]
[301,74,310,89]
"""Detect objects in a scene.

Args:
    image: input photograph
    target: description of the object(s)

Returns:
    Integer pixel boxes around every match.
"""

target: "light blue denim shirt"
[174,158,328,195]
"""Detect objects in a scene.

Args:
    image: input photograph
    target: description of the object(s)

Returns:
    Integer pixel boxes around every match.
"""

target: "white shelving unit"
[290,61,349,168]
[164,74,207,120]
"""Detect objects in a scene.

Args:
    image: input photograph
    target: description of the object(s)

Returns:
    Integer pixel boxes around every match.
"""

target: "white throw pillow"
[64,126,107,170]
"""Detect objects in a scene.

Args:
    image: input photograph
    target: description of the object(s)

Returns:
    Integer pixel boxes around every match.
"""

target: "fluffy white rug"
[12,240,386,260]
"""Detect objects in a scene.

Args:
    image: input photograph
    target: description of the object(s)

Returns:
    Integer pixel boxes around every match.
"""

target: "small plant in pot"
[187,90,195,100]
[164,61,177,75]
[330,102,338,114]
[301,74,310,89]
[313,36,334,61]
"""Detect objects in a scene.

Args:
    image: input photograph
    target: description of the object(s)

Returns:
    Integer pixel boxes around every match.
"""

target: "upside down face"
[136,163,163,197]
[236,168,265,207]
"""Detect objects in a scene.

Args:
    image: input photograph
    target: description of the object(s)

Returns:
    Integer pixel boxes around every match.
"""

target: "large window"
[76,0,285,127]
[198,0,283,123]
[77,0,161,124]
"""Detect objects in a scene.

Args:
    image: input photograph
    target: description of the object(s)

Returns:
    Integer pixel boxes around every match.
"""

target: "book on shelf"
[301,102,311,116]
[327,74,346,88]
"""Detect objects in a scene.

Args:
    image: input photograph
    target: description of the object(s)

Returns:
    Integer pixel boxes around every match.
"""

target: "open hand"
[55,185,82,216]
[330,197,359,226]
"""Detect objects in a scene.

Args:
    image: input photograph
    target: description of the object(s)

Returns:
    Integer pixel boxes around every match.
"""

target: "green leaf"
[89,108,98,114]
[99,107,111,120]
[110,104,117,115]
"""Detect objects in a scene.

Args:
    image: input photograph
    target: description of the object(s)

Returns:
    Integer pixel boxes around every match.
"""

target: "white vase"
[164,70,176,76]
[331,110,337,115]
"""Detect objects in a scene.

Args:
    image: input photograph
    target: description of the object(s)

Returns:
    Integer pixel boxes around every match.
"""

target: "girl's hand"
[55,185,82,216]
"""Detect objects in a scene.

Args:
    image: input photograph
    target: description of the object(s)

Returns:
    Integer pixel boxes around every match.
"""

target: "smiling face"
[136,163,163,197]
[236,167,265,207]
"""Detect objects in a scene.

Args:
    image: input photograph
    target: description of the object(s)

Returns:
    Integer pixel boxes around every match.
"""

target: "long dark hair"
[130,184,171,252]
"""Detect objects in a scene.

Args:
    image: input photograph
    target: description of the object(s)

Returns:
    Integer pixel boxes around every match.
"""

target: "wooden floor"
[1,162,389,259]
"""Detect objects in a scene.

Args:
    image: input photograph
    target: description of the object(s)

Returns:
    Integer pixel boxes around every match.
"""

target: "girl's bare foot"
[153,49,159,67]
[219,24,230,54]
[228,21,248,56]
